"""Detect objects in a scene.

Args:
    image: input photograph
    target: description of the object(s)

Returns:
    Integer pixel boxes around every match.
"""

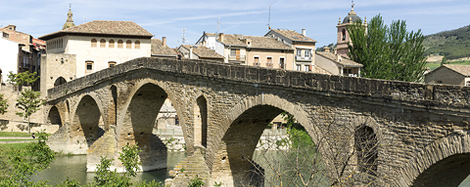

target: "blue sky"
[1,0,469,48]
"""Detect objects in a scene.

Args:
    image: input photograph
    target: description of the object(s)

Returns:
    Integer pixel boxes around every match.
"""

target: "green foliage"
[118,144,142,177]
[0,94,8,115]
[188,175,205,187]
[92,156,132,187]
[440,56,447,66]
[348,14,427,82]
[56,177,81,187]
[424,25,470,60]
[15,89,44,133]
[0,131,55,186]
[7,71,39,86]
[213,181,223,187]
[316,43,336,52]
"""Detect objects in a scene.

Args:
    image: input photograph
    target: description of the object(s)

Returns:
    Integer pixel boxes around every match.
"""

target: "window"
[231,49,241,61]
[100,39,106,48]
[109,40,115,48]
[254,56,259,66]
[135,40,140,49]
[466,81,470,86]
[355,125,378,175]
[85,61,94,74]
[296,64,301,71]
[91,39,97,47]
[267,57,273,68]
[342,29,346,41]
[296,49,302,57]
[118,40,123,48]
[305,50,311,58]
[2,32,9,39]
[126,40,132,49]
[279,58,285,69]
[108,61,116,67]
[304,65,310,72]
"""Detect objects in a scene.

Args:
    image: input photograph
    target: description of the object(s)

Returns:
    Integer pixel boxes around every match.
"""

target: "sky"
[1,0,469,48]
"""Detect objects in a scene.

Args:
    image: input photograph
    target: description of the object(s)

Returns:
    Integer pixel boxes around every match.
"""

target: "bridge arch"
[398,134,470,186]
[47,105,63,127]
[210,93,329,186]
[70,94,105,150]
[54,77,67,87]
[117,80,186,171]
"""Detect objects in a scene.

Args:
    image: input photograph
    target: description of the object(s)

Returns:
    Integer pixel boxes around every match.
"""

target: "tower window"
[126,40,132,49]
[91,39,97,47]
[100,39,106,48]
[342,29,346,41]
[118,40,123,48]
[135,40,140,49]
[109,40,115,48]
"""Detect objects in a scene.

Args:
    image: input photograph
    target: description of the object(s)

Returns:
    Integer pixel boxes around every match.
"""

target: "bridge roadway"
[44,57,470,186]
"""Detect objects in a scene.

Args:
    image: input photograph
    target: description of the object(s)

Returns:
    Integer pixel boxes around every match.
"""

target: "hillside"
[424,25,470,60]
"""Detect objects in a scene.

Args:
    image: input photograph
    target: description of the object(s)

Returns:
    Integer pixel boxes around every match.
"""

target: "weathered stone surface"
[44,57,470,186]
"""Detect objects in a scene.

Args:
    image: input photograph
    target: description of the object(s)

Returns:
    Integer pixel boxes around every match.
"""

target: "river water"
[31,152,187,185]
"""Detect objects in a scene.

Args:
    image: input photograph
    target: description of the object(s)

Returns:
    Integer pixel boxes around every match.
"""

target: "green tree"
[7,71,39,91]
[0,132,55,186]
[440,56,447,66]
[0,94,8,115]
[16,89,44,133]
[348,14,427,82]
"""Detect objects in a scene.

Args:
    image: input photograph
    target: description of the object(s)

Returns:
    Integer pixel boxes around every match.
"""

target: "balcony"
[295,56,312,62]
[228,55,246,62]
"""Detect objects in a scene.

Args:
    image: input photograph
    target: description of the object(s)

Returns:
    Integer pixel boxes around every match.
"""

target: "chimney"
[218,33,224,42]
[162,37,167,47]
[189,46,193,59]
[324,47,330,53]
[301,29,306,36]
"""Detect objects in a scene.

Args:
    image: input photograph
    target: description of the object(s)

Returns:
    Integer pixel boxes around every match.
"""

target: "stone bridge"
[44,57,470,186]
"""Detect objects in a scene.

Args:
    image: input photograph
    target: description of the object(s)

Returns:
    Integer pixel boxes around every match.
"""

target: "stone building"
[196,33,296,70]
[425,64,470,86]
[336,3,367,58]
[38,8,153,95]
[151,37,178,59]
[265,29,317,72]
[315,50,362,77]
[177,45,224,62]
[0,25,45,89]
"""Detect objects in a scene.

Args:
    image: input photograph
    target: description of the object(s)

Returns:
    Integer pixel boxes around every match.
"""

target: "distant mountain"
[424,25,470,60]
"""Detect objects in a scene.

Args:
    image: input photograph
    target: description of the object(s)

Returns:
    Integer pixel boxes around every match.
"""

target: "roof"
[151,39,177,57]
[311,65,332,75]
[342,7,361,24]
[268,29,317,43]
[218,34,293,50]
[181,45,224,59]
[316,51,363,67]
[440,64,470,76]
[39,20,153,40]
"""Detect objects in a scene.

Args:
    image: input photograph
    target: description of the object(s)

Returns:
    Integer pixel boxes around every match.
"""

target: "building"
[177,45,224,62]
[0,25,45,89]
[0,37,19,83]
[151,37,178,59]
[336,3,366,58]
[425,64,470,86]
[265,29,316,72]
[196,33,295,70]
[38,9,153,95]
[315,49,362,77]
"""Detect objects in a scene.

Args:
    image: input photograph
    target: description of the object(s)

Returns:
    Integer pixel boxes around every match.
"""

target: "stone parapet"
[47,57,470,113]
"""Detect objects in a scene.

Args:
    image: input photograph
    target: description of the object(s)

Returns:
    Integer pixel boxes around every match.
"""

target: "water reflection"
[31,152,186,185]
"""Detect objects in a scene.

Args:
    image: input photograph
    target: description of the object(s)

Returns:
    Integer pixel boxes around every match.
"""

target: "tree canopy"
[348,15,427,82]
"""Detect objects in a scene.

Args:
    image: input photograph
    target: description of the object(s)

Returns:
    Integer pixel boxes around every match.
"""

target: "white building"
[38,20,153,95]
[0,37,19,83]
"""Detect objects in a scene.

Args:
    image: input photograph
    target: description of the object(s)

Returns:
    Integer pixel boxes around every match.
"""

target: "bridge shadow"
[413,153,470,187]
[127,83,169,171]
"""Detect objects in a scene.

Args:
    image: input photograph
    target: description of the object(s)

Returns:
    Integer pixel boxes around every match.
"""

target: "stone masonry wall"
[44,57,470,186]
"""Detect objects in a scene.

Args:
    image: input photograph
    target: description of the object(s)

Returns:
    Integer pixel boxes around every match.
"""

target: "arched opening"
[194,96,207,148]
[100,39,106,48]
[135,40,140,49]
[71,95,104,149]
[342,29,346,41]
[91,38,97,47]
[355,125,378,175]
[109,39,115,48]
[122,83,168,171]
[47,106,62,127]
[54,77,67,87]
[126,40,132,49]
[213,105,327,186]
[413,153,470,187]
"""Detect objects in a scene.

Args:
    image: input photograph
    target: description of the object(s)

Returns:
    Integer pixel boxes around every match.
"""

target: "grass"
[0,139,33,142]
[0,143,31,150]
[0,132,31,137]
[426,60,470,71]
